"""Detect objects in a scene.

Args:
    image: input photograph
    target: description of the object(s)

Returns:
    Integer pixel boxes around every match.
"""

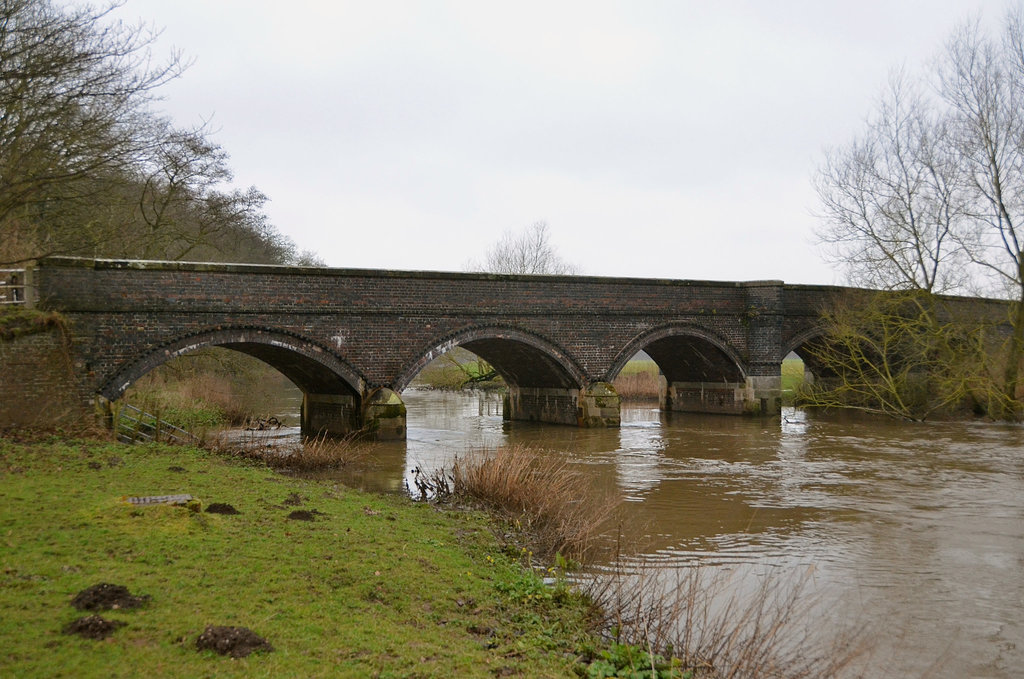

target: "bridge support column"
[301,393,359,437]
[361,388,406,440]
[503,383,621,428]
[504,386,578,426]
[578,382,621,427]
[665,376,781,416]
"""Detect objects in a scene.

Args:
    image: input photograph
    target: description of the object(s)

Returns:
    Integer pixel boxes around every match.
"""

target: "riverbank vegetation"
[0,307,67,341]
[411,348,505,391]
[796,290,1014,421]
[2,432,872,678]
[0,435,600,677]
[207,431,374,472]
[415,444,621,562]
[814,6,1024,419]
[122,348,301,431]
[589,565,868,679]
[613,359,662,402]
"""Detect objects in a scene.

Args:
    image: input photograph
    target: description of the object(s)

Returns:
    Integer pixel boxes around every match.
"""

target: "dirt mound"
[286,509,315,521]
[205,502,240,515]
[70,583,150,611]
[63,615,125,640]
[282,493,306,506]
[196,625,273,658]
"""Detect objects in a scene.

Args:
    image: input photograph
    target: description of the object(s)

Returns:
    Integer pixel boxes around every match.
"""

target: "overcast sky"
[116,0,1002,284]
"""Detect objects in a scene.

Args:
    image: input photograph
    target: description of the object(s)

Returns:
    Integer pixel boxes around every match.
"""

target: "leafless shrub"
[430,444,621,561]
[583,563,871,679]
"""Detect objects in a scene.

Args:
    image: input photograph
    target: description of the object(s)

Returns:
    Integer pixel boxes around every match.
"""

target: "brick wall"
[0,329,90,429]
[29,257,1009,406]
[34,258,794,400]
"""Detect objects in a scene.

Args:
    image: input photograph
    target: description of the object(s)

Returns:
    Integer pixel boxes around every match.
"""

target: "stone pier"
[664,375,781,416]
[503,382,621,427]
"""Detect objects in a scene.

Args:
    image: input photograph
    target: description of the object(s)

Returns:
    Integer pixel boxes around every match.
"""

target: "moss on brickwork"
[0,307,66,341]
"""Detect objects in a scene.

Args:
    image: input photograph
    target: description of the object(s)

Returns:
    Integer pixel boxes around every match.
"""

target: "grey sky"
[119,0,999,283]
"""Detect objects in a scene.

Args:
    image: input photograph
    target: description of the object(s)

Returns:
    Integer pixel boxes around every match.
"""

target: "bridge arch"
[606,323,747,384]
[394,325,587,393]
[607,323,765,414]
[98,327,370,437]
[782,325,837,381]
[395,325,603,426]
[99,326,366,401]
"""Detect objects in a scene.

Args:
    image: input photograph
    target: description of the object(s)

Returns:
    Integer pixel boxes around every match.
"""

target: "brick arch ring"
[781,326,829,361]
[603,322,749,383]
[98,326,367,401]
[391,324,588,393]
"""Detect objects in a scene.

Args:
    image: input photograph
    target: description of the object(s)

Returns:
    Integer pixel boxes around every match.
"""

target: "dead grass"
[205,430,373,471]
[583,563,871,679]
[613,371,663,402]
[422,444,621,562]
[124,350,301,427]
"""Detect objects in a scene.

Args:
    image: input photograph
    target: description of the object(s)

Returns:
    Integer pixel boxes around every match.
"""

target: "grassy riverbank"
[0,436,602,678]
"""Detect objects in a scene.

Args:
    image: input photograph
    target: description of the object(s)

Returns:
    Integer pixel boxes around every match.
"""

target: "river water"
[281,389,1023,678]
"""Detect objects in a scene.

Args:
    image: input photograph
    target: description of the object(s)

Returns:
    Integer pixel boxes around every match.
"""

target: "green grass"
[782,357,806,405]
[0,436,599,678]
[616,359,658,377]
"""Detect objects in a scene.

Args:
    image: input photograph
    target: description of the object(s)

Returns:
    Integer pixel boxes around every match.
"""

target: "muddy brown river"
[279,389,1023,678]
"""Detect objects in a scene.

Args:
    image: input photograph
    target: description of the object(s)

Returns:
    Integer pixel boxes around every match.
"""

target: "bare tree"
[0,0,317,268]
[0,0,185,263]
[815,72,970,293]
[470,222,580,275]
[937,8,1024,401]
[815,6,1024,410]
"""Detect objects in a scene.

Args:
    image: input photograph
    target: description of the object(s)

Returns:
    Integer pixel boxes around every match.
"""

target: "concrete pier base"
[504,386,578,425]
[361,388,406,440]
[301,393,359,436]
[504,383,621,428]
[665,376,780,416]
[578,382,621,427]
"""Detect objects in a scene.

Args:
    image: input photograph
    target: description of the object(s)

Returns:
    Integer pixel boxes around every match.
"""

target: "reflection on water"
[293,389,1024,678]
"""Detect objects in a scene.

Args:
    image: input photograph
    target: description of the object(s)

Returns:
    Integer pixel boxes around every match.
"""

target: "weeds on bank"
[417,444,621,562]
[204,430,373,471]
[582,563,870,679]
[0,306,66,340]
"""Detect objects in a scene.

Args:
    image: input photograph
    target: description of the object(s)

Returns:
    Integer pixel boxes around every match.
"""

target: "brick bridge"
[19,257,872,438]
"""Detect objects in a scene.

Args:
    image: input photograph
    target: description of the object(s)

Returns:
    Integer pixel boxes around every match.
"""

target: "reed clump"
[613,371,663,402]
[583,564,870,679]
[206,431,372,471]
[422,444,620,562]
